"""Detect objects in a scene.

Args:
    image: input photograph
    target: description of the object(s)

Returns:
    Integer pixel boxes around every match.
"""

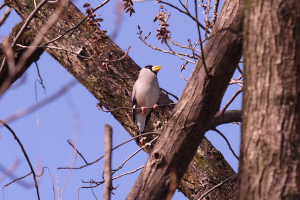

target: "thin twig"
[35,61,46,91]
[0,120,40,200]
[237,65,243,75]
[80,166,143,191]
[180,74,189,81]
[43,0,111,46]
[2,166,55,200]
[168,38,201,53]
[59,132,161,170]
[111,136,159,175]
[104,124,112,200]
[67,140,88,165]
[158,0,208,32]
[60,140,78,200]
[220,87,242,114]
[205,0,211,37]
[0,3,6,10]
[160,87,178,100]
[198,174,237,200]
[0,7,12,27]
[137,27,196,63]
[0,159,20,183]
[111,166,143,180]
[97,102,176,113]
[16,44,131,63]
[2,80,77,124]
[213,128,239,160]
[194,0,209,77]
[212,0,219,25]
[11,0,47,47]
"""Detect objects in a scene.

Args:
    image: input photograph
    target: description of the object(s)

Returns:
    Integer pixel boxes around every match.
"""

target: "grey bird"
[132,65,161,143]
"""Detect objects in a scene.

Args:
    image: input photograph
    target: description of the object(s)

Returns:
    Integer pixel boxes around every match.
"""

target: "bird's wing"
[132,91,137,123]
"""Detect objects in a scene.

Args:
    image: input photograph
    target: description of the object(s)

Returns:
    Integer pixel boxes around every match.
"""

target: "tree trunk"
[236,0,300,199]
[127,0,243,199]
[4,0,240,199]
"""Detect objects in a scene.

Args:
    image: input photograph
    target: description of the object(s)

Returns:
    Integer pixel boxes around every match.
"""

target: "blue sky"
[0,0,241,199]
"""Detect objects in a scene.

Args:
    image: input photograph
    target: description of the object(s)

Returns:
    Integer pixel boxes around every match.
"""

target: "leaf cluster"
[153,5,171,44]
[83,2,108,43]
[122,0,135,17]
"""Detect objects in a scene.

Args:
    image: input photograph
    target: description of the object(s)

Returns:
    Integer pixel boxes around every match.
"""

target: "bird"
[132,65,161,143]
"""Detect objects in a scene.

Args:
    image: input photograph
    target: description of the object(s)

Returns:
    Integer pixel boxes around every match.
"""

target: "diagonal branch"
[0,120,40,200]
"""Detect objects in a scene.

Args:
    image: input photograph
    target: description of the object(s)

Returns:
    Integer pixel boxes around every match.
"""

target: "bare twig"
[168,38,201,53]
[194,0,209,77]
[2,166,55,200]
[34,62,45,127]
[237,65,243,74]
[111,136,159,175]
[67,140,88,165]
[104,124,113,200]
[205,0,211,37]
[220,87,242,114]
[35,61,46,91]
[43,0,111,46]
[212,128,239,160]
[59,140,78,200]
[0,120,40,200]
[0,3,6,10]
[212,0,220,25]
[0,159,20,184]
[97,102,176,113]
[11,0,47,48]
[180,74,189,81]
[2,80,77,124]
[229,79,243,86]
[16,44,131,63]
[137,27,196,63]
[160,87,178,100]
[157,0,207,32]
[83,136,159,188]
[198,174,237,200]
[110,166,143,180]
[59,132,161,170]
[0,7,12,27]
[79,166,143,191]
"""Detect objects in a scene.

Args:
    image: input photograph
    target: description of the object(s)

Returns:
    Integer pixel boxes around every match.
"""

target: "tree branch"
[0,120,40,200]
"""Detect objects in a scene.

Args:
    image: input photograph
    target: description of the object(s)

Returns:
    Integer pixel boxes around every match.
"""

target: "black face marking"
[144,65,157,75]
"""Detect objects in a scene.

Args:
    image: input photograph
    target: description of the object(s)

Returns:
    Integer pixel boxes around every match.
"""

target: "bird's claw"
[141,107,146,114]
[153,104,158,110]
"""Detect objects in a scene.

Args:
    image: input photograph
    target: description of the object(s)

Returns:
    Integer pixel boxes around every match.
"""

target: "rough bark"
[236,0,300,199]
[4,0,240,199]
[0,22,44,88]
[127,0,243,199]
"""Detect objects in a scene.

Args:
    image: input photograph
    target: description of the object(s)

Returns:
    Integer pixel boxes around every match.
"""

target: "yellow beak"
[152,65,161,73]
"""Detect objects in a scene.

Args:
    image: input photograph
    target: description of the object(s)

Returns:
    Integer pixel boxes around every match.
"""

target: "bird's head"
[144,65,161,75]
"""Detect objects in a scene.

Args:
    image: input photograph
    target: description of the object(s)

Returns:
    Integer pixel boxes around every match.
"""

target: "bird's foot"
[141,107,147,114]
[153,104,158,110]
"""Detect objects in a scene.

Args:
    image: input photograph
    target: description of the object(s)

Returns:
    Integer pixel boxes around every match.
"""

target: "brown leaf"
[83,3,90,8]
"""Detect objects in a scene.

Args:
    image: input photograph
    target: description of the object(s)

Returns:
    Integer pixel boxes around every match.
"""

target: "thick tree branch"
[209,110,241,129]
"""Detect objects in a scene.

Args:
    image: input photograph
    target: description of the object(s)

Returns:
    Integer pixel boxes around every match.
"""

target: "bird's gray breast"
[134,71,159,107]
